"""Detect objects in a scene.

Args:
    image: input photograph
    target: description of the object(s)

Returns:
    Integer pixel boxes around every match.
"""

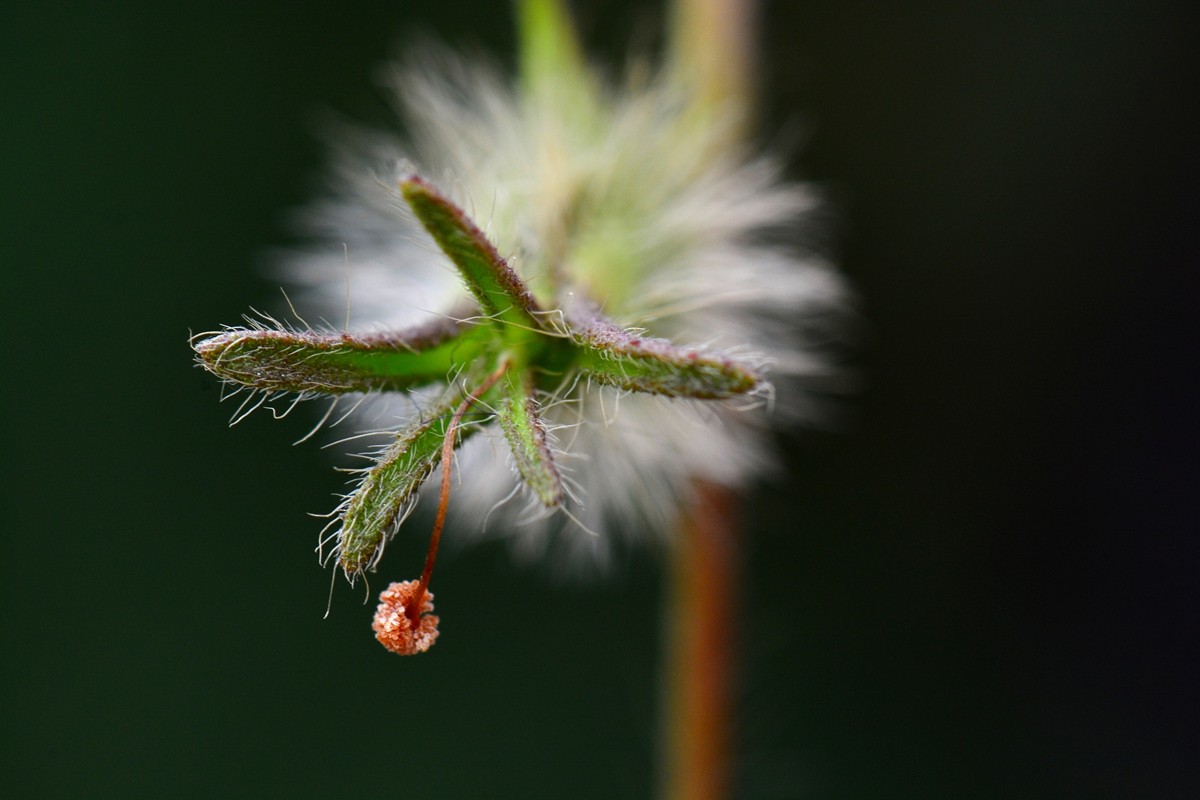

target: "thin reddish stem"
[662,481,740,800]
[407,359,511,626]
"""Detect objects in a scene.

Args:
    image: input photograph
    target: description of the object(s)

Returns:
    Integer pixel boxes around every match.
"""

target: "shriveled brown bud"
[372,580,440,655]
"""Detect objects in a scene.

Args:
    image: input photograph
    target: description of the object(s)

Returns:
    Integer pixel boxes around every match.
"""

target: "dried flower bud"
[372,580,440,655]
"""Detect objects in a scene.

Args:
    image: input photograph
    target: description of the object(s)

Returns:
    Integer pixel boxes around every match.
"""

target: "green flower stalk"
[193,0,843,662]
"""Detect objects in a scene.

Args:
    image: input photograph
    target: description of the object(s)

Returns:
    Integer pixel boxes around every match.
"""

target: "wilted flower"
[372,580,440,655]
[193,0,845,644]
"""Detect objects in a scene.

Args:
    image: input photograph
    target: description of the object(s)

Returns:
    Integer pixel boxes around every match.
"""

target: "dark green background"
[3,1,1194,797]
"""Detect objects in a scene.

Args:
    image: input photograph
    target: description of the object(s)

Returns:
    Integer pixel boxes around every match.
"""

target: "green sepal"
[193,318,492,395]
[573,318,760,399]
[496,369,564,508]
[336,388,491,577]
[401,177,543,336]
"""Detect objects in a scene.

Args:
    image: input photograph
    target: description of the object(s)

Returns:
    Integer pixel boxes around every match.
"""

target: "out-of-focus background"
[2,1,1194,797]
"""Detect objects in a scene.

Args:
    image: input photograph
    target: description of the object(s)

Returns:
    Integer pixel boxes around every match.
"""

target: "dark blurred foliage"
[2,1,1195,797]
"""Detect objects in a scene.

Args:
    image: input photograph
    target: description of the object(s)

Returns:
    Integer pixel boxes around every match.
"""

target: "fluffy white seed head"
[283,43,847,567]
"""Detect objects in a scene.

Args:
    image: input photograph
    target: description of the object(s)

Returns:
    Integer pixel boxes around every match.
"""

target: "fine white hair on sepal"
[276,38,849,566]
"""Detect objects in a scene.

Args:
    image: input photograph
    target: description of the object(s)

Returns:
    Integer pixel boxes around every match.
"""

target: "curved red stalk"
[408,360,512,626]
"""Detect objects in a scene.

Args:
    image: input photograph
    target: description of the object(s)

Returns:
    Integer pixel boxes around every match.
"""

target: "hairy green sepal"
[194,320,492,394]
[572,316,760,399]
[336,390,491,576]
[401,177,542,337]
[496,370,563,508]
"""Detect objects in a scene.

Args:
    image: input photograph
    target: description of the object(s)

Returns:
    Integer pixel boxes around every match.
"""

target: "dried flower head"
[372,580,440,656]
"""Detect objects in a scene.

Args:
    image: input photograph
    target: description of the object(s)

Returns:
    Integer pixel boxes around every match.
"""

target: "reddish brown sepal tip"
[372,580,440,655]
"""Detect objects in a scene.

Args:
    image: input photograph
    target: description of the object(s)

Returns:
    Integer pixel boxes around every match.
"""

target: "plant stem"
[669,0,758,132]
[661,481,740,800]
[408,359,511,625]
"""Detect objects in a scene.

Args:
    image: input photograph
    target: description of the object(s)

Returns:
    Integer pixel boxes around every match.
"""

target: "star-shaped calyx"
[194,176,762,642]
